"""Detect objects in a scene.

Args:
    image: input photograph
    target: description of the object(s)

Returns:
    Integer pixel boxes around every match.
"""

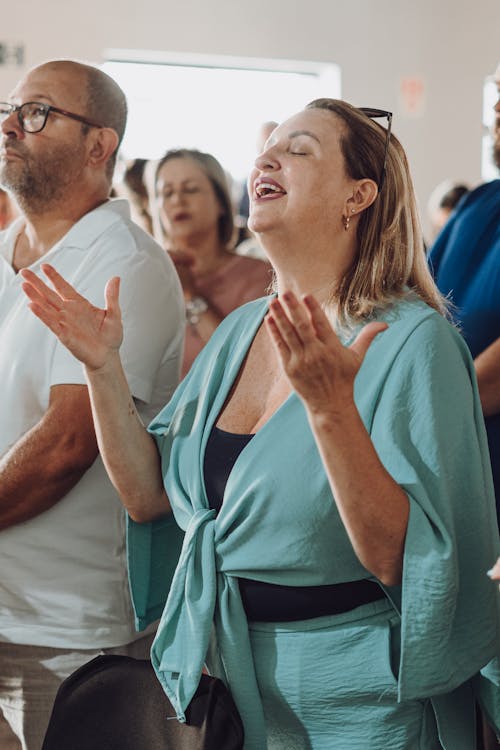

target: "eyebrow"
[288,129,321,143]
[159,178,201,188]
[10,94,56,104]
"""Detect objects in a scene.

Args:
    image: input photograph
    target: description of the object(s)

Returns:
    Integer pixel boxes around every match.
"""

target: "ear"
[86,128,119,171]
[344,178,378,217]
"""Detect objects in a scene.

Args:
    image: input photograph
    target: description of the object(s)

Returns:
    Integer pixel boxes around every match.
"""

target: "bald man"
[0,60,184,749]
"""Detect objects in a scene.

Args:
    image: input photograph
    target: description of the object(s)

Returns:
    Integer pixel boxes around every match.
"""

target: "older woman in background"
[22,99,499,749]
[155,149,271,377]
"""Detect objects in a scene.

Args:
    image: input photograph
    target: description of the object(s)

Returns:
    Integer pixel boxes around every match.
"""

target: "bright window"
[103,51,341,183]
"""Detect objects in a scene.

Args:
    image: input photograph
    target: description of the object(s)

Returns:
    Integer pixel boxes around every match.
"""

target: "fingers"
[104,277,121,317]
[303,294,338,344]
[349,322,388,360]
[268,295,303,349]
[265,312,291,360]
[268,292,330,348]
[20,264,83,309]
[40,263,84,301]
[20,268,64,312]
[25,297,65,337]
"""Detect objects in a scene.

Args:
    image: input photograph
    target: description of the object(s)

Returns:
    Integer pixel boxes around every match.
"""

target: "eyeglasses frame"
[0,101,104,134]
[358,107,393,190]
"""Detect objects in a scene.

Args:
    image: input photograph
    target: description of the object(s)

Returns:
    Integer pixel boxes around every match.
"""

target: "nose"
[1,107,23,139]
[171,189,184,203]
[254,144,280,172]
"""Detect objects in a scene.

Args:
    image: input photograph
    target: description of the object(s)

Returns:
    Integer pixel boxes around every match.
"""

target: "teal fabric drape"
[127,295,500,749]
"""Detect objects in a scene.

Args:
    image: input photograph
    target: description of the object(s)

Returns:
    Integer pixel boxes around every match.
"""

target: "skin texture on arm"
[266,292,409,586]
[0,384,98,530]
[475,336,500,417]
[20,264,171,523]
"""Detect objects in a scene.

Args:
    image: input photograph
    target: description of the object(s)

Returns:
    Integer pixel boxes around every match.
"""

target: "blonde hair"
[306,99,448,328]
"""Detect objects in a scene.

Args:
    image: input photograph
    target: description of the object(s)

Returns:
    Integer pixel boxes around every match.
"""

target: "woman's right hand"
[21,264,123,371]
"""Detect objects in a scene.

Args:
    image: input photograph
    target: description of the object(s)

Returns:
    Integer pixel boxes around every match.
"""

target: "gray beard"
[0,140,84,214]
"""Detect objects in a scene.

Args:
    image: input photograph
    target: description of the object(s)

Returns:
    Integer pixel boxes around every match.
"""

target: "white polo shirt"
[0,199,184,649]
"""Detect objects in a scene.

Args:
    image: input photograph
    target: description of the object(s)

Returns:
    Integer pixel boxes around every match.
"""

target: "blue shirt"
[429,179,500,518]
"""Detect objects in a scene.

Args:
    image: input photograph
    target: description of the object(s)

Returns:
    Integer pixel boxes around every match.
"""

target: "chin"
[247,210,280,236]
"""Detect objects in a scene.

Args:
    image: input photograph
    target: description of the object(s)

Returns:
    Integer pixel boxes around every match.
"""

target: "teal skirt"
[248,599,475,750]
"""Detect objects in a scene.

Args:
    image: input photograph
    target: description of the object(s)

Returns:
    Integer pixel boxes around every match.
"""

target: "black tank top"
[203,425,384,622]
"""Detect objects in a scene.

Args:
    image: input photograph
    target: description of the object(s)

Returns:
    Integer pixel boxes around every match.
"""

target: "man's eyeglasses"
[0,101,103,134]
[359,107,393,190]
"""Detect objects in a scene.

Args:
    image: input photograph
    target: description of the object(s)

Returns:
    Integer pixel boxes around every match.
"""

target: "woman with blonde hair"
[21,99,499,749]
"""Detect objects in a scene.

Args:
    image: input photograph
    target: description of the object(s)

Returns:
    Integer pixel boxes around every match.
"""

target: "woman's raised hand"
[21,264,123,371]
[266,291,387,415]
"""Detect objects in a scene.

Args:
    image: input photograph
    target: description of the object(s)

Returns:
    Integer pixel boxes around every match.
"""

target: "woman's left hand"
[266,291,387,415]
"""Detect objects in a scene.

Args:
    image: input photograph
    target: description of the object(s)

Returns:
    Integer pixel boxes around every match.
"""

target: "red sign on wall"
[400,76,425,117]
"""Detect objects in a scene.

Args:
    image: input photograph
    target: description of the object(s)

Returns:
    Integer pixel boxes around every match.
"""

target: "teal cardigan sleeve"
[356,308,500,701]
[127,514,184,631]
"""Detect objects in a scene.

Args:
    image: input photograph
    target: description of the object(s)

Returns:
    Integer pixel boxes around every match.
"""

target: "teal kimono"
[127,295,500,749]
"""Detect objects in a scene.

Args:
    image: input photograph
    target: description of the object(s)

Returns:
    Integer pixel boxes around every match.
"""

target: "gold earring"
[343,209,355,231]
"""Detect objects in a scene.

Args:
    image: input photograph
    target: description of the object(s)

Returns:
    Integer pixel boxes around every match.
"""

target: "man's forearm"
[0,423,97,530]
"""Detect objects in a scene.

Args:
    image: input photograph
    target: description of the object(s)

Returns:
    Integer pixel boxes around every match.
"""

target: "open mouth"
[254,180,286,199]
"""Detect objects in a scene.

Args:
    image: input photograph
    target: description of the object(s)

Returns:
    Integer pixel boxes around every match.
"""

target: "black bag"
[41,655,244,750]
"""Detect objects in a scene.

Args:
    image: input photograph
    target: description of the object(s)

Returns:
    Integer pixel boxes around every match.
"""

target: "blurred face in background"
[156,157,223,245]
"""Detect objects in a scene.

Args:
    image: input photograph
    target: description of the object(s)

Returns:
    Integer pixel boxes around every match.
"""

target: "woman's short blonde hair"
[155,148,235,247]
[306,98,447,328]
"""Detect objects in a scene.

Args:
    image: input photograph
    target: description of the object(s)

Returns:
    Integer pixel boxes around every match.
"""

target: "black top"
[203,425,384,622]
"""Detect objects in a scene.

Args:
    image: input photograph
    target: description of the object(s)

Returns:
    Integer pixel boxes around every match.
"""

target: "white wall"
[1,0,499,236]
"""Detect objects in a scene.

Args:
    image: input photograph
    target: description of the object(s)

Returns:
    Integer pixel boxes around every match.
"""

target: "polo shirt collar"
[0,198,132,266]
[58,198,131,250]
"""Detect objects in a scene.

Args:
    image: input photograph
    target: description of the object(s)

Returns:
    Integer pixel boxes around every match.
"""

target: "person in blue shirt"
[428,63,500,527]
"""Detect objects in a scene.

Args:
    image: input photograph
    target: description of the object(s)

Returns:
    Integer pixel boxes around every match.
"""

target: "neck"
[14,190,109,268]
[258,226,356,307]
[170,227,230,276]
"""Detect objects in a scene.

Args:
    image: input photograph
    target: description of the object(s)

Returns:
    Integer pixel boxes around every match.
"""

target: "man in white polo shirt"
[0,60,184,749]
